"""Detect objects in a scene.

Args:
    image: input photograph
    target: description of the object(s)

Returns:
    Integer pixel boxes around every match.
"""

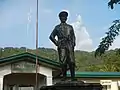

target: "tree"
[95,0,120,57]
[108,0,120,9]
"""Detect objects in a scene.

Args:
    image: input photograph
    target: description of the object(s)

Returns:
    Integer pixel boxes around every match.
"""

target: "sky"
[0,0,120,52]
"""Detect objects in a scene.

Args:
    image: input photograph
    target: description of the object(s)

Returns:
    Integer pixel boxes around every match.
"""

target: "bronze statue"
[49,11,76,81]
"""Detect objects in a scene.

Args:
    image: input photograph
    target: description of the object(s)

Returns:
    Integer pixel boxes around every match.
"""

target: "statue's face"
[59,16,67,23]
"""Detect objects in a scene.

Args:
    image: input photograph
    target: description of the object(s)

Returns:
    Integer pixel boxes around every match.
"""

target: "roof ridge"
[0,52,60,68]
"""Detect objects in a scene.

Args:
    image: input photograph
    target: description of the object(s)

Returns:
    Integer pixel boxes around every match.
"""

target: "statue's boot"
[70,63,76,81]
[61,66,67,81]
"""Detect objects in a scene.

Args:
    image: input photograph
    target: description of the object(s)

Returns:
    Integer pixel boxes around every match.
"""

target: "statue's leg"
[58,48,67,79]
[68,48,76,81]
[62,61,67,78]
[69,62,75,81]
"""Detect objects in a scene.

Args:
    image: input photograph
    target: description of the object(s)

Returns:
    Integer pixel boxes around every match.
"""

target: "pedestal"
[40,81,103,90]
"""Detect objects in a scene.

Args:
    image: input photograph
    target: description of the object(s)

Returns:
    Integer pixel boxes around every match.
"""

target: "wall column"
[111,81,118,90]
[46,76,52,86]
[0,76,3,90]
[38,66,53,86]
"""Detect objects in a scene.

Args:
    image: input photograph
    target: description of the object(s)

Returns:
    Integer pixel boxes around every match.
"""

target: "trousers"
[58,46,75,79]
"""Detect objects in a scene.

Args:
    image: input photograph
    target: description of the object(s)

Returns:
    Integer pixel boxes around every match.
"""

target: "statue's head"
[59,11,68,23]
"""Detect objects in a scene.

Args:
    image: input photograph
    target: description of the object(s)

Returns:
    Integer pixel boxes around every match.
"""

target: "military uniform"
[49,11,76,80]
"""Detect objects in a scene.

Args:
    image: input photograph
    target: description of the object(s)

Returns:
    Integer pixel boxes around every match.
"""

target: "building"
[0,52,119,90]
[0,52,61,90]
[67,72,120,90]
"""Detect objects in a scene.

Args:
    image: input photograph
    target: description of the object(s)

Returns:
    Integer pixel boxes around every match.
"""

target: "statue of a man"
[49,11,76,81]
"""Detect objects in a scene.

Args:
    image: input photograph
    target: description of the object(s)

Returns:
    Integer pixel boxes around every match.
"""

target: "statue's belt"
[58,37,71,42]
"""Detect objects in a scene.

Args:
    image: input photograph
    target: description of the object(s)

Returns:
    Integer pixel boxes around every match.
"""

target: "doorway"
[3,73,46,90]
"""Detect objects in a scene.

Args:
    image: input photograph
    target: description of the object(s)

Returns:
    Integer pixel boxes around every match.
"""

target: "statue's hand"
[56,41,59,46]
[73,42,76,47]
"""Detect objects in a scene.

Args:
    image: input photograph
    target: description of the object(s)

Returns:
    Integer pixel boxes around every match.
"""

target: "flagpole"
[36,0,38,89]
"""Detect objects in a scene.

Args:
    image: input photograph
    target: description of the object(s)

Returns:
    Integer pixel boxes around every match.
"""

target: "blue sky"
[0,0,120,51]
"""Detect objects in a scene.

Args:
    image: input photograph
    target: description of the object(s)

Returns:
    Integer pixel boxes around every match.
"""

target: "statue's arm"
[49,26,58,46]
[71,26,76,47]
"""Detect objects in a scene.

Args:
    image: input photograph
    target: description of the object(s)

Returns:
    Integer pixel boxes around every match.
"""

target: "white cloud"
[71,15,93,51]
[109,36,120,50]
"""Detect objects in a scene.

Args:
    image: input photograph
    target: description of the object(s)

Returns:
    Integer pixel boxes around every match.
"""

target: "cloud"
[71,15,93,51]
[109,36,120,50]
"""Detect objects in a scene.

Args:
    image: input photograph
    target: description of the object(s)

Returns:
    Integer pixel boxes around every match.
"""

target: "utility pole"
[35,0,38,90]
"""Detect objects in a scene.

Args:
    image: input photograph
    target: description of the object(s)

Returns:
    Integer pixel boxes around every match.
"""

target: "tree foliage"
[95,20,120,57]
[108,0,120,9]
[95,0,120,57]
[1,47,120,72]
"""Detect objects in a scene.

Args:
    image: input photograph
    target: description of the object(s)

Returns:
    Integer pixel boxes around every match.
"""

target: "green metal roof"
[0,52,60,69]
[67,72,120,78]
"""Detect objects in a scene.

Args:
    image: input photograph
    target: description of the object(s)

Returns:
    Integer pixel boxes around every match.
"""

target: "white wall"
[0,65,11,77]
[38,66,52,86]
[77,78,120,90]
[0,62,53,90]
[0,65,11,90]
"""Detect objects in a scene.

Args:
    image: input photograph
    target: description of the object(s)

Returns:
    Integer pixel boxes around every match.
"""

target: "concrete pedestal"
[40,81,103,90]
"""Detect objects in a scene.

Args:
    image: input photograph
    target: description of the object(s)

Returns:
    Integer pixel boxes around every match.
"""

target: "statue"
[49,11,76,81]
